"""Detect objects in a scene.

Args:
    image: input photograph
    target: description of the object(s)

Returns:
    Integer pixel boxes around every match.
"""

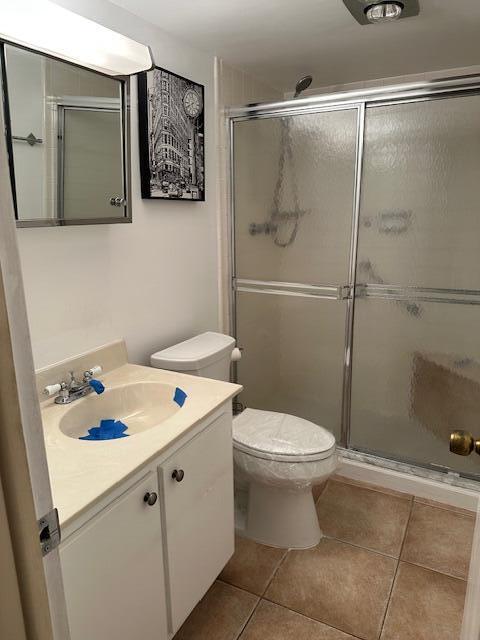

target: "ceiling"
[109,0,480,92]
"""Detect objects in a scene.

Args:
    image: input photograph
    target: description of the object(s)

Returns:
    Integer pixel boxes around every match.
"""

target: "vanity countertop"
[41,363,242,527]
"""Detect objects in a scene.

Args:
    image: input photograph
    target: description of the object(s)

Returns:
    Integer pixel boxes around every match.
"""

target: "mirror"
[0,43,131,227]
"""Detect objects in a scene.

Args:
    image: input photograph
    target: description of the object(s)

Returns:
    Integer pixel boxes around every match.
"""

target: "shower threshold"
[338,447,480,494]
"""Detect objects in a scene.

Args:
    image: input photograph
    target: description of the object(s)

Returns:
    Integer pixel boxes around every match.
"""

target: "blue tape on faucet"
[89,379,105,394]
[173,387,187,407]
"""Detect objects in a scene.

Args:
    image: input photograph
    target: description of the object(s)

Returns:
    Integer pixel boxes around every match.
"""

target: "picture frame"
[138,66,205,201]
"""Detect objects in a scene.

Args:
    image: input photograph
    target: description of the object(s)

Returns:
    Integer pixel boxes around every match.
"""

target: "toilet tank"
[150,332,235,381]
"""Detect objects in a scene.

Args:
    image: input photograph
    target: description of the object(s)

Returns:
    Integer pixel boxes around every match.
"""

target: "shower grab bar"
[234,279,350,300]
[357,284,480,305]
[12,132,43,146]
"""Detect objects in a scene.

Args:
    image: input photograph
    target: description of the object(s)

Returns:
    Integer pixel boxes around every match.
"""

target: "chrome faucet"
[44,366,105,404]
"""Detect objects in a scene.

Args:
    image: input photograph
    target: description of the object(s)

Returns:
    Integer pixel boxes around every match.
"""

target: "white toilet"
[151,332,337,549]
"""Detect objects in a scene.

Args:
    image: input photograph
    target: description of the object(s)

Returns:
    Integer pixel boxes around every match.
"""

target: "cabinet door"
[60,472,168,640]
[160,412,234,633]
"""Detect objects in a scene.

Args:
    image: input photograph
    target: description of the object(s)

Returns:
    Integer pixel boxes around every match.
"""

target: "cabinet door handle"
[143,492,158,506]
[172,469,185,482]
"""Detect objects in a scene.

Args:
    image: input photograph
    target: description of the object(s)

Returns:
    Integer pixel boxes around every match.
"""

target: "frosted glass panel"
[350,298,480,476]
[234,109,358,285]
[358,96,480,290]
[236,291,346,441]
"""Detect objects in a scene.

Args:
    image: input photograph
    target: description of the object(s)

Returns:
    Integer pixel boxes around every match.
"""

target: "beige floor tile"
[265,538,396,640]
[174,581,259,640]
[401,502,475,579]
[219,536,287,596]
[381,562,466,640]
[316,479,412,556]
[240,600,357,640]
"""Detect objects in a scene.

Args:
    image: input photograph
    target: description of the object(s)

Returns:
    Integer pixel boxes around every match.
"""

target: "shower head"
[294,75,313,98]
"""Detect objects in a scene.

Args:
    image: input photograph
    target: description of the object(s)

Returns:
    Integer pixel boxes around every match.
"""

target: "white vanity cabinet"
[159,412,234,634]
[60,471,168,640]
[59,406,234,640]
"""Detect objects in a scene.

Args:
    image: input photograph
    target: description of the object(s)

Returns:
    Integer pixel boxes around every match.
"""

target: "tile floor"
[174,475,475,640]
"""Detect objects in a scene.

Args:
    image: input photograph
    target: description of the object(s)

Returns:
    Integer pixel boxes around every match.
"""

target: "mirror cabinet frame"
[0,40,132,228]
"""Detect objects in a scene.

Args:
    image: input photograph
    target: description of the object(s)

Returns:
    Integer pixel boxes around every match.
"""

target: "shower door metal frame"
[228,101,364,447]
[227,74,480,478]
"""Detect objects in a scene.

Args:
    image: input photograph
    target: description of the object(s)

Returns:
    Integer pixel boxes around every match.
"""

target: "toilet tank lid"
[151,332,235,371]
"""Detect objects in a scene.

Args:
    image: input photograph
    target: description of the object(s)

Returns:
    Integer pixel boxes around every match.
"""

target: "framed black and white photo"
[138,66,205,201]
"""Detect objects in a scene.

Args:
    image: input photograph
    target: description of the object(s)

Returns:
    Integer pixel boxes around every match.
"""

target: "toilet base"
[238,483,322,549]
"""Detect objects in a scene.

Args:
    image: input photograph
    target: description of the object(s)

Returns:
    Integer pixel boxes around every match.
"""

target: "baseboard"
[337,455,479,512]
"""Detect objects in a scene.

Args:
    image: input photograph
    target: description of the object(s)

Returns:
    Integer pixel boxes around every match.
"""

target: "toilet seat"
[233,408,335,463]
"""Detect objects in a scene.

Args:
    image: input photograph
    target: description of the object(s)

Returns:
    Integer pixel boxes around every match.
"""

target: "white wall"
[16,0,221,369]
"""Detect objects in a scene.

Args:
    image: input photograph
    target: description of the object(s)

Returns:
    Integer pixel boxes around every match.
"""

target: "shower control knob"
[449,430,480,456]
[143,492,158,506]
[172,469,185,482]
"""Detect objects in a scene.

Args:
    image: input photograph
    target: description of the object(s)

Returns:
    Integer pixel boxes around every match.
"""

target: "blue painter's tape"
[174,387,187,407]
[89,379,105,394]
[79,419,129,440]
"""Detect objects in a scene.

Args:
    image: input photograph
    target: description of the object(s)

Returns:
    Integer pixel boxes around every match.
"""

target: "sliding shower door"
[233,107,360,441]
[350,94,480,477]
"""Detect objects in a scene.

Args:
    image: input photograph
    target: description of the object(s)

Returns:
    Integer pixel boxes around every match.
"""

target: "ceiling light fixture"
[365,2,404,23]
[342,0,417,25]
[0,0,153,76]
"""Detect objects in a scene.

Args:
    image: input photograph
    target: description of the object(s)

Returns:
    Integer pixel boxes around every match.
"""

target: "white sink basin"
[59,381,184,439]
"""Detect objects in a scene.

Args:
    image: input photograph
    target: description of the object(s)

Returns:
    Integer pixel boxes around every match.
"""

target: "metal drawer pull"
[143,492,158,506]
[172,469,185,482]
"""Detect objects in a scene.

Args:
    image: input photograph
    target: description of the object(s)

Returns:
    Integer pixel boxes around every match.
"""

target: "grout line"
[213,579,262,640]
[235,595,262,640]
[260,547,290,597]
[260,594,365,640]
[397,493,415,561]
[399,559,469,583]
[216,577,263,598]
[217,544,290,599]
[377,499,415,638]
[321,534,402,561]
[377,560,399,640]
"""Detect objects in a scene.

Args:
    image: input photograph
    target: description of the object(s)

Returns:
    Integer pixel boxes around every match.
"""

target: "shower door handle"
[449,430,480,456]
[340,285,352,300]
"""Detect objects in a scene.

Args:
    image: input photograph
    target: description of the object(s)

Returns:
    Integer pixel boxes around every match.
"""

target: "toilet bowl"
[233,408,337,549]
[150,332,337,549]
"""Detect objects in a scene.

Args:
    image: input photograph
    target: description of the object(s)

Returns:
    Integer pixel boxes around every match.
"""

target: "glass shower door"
[350,94,480,478]
[233,107,360,441]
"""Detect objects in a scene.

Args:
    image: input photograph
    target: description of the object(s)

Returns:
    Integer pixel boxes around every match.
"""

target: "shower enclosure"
[229,78,480,481]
